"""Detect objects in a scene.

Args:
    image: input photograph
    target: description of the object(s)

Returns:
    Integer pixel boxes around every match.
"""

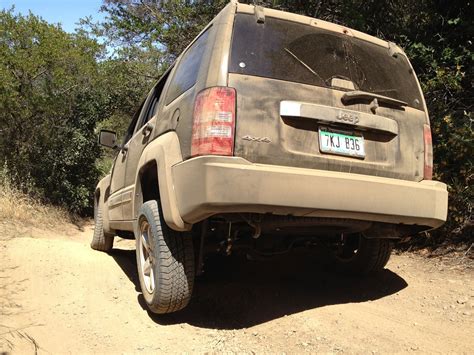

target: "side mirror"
[98,130,117,149]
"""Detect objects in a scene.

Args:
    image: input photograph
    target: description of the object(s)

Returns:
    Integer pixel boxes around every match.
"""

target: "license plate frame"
[319,127,366,159]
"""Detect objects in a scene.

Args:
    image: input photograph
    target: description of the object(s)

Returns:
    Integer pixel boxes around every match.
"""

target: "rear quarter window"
[165,28,210,105]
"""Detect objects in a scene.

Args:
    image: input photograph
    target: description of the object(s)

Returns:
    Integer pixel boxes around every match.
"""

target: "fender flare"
[133,131,191,231]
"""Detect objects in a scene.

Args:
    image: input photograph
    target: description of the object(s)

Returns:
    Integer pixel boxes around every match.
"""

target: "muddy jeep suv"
[92,1,448,314]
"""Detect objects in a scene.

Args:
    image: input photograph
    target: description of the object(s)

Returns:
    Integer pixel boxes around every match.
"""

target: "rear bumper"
[171,156,448,229]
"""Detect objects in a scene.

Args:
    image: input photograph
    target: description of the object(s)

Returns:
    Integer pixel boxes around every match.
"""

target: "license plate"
[319,128,365,158]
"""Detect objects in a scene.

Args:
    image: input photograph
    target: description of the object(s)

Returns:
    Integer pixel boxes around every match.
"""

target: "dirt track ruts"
[1,222,473,354]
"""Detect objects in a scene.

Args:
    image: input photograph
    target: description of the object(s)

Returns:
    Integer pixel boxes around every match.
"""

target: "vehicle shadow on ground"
[110,247,407,330]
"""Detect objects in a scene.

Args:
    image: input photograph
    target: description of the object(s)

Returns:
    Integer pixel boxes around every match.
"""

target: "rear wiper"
[283,48,325,83]
[341,90,408,107]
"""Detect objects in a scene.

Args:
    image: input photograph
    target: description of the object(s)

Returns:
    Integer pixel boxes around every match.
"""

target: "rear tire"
[91,199,114,252]
[135,200,195,314]
[331,234,392,275]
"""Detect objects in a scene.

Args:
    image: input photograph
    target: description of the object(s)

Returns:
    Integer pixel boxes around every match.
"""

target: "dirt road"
[1,222,473,354]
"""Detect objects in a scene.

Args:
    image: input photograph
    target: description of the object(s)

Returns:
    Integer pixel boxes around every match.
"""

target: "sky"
[1,0,105,32]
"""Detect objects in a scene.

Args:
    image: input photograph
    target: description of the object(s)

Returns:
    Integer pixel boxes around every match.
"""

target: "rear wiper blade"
[283,48,325,83]
[341,90,408,107]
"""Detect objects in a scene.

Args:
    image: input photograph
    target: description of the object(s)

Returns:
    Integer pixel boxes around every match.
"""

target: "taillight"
[423,124,433,180]
[191,87,236,157]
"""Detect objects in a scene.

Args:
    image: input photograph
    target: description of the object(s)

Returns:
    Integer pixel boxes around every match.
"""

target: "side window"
[135,69,172,132]
[165,28,211,105]
[140,96,158,127]
[145,98,159,123]
[122,100,145,145]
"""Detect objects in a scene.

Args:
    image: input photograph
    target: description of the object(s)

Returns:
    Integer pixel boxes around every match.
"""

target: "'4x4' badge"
[242,135,272,143]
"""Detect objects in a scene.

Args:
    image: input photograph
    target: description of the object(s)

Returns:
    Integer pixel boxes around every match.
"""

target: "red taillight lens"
[423,124,433,180]
[191,87,236,157]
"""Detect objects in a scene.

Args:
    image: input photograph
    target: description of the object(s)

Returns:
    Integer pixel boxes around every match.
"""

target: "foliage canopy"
[0,10,105,213]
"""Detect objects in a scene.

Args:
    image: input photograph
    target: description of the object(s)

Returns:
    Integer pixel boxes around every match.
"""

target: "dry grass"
[0,182,70,229]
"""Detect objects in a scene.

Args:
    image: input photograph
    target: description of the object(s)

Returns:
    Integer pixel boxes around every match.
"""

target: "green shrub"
[0,10,104,214]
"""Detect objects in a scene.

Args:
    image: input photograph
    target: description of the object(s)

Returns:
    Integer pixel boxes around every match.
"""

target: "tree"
[0,9,106,214]
[96,0,228,61]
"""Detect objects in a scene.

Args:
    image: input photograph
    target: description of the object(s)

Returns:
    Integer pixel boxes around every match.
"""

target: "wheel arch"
[135,160,160,216]
[133,131,191,232]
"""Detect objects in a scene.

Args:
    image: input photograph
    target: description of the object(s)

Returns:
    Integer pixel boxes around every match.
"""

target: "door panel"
[107,188,124,221]
[121,121,155,220]
[121,69,172,220]
[107,100,145,221]
[108,150,128,221]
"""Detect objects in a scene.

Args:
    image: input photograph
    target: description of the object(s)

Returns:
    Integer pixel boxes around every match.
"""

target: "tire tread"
[136,200,194,314]
[91,204,114,252]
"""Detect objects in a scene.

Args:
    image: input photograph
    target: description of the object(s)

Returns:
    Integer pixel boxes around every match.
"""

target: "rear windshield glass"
[229,14,424,110]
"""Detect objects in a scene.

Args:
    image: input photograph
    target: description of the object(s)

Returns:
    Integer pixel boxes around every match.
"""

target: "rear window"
[229,14,424,110]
